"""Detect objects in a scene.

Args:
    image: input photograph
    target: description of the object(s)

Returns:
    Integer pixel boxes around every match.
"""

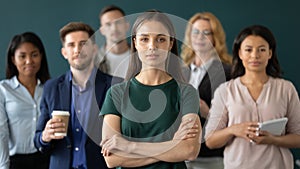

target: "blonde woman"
[181,12,232,169]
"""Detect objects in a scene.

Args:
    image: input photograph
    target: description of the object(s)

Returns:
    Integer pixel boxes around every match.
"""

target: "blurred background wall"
[0,0,299,166]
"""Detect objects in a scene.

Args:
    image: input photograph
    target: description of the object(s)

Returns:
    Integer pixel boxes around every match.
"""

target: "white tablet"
[258,117,288,136]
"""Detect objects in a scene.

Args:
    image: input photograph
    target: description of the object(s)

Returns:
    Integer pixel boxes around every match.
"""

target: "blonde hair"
[181,12,232,65]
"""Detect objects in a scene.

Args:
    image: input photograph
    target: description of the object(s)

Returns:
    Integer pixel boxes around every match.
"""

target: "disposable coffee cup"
[52,110,70,136]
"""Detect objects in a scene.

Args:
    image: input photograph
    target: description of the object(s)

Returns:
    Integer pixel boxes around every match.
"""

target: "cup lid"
[52,110,70,116]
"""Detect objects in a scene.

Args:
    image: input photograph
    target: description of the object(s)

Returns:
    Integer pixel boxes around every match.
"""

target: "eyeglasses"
[191,29,213,36]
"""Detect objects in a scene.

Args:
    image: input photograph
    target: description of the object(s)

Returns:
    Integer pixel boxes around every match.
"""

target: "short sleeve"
[100,86,122,117]
[180,84,200,115]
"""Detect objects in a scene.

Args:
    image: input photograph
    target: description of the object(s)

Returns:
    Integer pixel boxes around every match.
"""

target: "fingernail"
[255,132,259,136]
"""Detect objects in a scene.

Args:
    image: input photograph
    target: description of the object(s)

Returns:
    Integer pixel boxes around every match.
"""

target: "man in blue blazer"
[34,22,120,169]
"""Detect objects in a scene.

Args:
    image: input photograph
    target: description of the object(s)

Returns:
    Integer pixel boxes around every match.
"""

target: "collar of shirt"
[70,67,97,91]
[11,76,42,89]
[189,58,215,89]
[190,58,215,72]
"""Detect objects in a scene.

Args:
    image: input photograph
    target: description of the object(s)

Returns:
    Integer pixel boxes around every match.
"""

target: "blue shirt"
[70,68,98,169]
[0,76,43,169]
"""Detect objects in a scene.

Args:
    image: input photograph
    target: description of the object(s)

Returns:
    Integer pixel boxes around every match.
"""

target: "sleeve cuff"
[39,135,50,146]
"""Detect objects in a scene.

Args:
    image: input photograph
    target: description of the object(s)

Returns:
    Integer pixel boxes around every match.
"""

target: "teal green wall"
[0,0,299,92]
[0,0,300,167]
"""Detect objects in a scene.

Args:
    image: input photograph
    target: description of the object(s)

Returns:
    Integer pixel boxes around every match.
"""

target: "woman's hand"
[229,122,259,142]
[100,134,131,156]
[173,118,199,140]
[248,130,276,144]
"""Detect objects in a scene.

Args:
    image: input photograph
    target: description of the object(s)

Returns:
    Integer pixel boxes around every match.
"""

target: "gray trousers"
[185,157,224,169]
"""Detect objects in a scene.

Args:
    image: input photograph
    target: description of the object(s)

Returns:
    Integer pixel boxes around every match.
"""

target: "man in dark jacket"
[34,22,120,169]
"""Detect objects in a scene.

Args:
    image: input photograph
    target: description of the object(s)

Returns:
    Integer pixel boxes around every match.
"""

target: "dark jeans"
[9,151,49,169]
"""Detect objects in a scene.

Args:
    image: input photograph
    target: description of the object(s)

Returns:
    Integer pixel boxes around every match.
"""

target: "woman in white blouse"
[205,25,300,169]
[0,32,50,169]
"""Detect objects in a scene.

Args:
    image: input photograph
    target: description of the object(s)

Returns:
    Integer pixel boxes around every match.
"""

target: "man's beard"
[70,57,93,71]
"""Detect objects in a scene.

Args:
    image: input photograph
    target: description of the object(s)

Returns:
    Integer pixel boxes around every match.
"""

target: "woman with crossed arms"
[100,10,201,169]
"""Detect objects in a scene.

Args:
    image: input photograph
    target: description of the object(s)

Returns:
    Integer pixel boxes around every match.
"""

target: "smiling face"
[13,42,42,79]
[239,35,272,74]
[134,20,173,71]
[61,31,96,71]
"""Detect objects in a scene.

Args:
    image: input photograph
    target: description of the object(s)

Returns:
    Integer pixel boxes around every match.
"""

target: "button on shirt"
[71,68,98,169]
[189,58,214,89]
[0,76,43,168]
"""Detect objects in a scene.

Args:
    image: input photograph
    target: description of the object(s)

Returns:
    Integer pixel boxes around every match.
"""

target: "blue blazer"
[34,69,119,169]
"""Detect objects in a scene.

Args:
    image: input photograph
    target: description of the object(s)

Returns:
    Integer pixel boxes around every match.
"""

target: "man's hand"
[42,118,66,142]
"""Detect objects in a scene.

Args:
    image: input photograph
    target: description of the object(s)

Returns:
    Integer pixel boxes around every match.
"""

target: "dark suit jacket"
[182,60,231,157]
[34,69,120,169]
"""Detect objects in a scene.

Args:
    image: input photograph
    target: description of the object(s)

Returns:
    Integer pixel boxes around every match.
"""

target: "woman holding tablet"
[205,25,300,169]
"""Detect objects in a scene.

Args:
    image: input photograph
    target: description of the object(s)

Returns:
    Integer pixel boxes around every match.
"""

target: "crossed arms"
[101,113,201,168]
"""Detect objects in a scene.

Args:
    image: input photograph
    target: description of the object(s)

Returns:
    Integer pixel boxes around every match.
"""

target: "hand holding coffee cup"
[42,117,67,143]
[51,110,70,136]
[42,110,70,142]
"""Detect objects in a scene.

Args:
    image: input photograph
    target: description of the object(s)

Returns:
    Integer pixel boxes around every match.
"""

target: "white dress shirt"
[189,58,214,89]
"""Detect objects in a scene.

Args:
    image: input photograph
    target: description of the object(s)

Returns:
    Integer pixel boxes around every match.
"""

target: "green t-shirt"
[100,78,200,169]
